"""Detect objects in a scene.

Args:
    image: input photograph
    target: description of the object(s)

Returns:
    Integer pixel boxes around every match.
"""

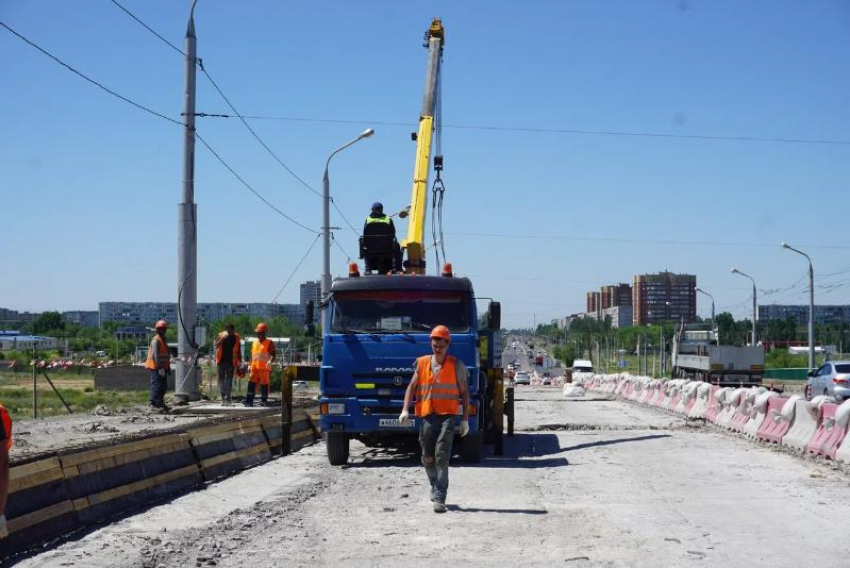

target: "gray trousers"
[419,414,456,503]
[217,365,234,401]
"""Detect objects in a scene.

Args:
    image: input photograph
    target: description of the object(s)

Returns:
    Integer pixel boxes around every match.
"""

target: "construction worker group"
[147,320,276,410]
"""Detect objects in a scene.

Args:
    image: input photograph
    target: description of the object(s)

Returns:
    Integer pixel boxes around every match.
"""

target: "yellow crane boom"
[402,18,445,275]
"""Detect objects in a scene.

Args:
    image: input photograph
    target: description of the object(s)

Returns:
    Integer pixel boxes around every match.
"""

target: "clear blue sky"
[2,1,849,328]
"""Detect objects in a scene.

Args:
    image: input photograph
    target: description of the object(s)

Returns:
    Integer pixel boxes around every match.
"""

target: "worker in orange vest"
[400,325,470,513]
[246,323,275,407]
[145,320,171,412]
[0,403,11,538]
[214,323,242,406]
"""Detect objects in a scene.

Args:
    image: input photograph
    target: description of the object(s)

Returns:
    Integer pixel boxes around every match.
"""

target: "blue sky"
[2,1,849,328]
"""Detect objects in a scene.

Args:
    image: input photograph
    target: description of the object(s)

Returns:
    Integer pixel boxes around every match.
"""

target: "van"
[572,359,593,373]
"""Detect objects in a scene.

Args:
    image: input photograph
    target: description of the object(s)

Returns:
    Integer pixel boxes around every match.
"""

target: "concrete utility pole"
[321,129,374,321]
[783,243,815,372]
[731,268,758,346]
[176,0,199,403]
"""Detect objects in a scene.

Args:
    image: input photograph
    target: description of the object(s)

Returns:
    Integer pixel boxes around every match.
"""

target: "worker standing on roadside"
[400,325,470,513]
[145,320,171,412]
[214,323,242,406]
[0,403,12,539]
[246,323,275,407]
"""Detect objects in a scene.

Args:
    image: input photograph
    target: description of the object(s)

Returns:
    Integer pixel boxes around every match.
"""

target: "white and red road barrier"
[582,374,850,467]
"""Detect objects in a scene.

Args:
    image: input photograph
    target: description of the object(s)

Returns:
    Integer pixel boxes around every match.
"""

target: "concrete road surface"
[18,389,850,567]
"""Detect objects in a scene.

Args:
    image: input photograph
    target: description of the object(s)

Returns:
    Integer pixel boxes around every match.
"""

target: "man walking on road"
[214,323,242,405]
[400,325,470,513]
[145,320,171,412]
[246,322,275,407]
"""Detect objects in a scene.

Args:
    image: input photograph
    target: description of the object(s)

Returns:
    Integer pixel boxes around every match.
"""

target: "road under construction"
[9,367,850,568]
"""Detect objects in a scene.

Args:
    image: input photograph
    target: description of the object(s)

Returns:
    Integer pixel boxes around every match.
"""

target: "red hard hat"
[430,325,451,341]
[236,366,246,378]
[255,322,269,333]
[155,320,168,329]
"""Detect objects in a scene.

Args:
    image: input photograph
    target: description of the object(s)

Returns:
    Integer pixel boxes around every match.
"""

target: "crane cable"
[430,62,448,271]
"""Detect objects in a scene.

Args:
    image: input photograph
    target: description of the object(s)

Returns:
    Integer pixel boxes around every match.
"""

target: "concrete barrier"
[782,396,830,451]
[688,383,712,419]
[805,402,849,459]
[743,391,778,438]
[832,401,850,464]
[755,396,790,443]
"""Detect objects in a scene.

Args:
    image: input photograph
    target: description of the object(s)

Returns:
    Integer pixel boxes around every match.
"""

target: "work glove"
[460,419,470,437]
[0,514,8,538]
[398,409,410,424]
[157,369,166,378]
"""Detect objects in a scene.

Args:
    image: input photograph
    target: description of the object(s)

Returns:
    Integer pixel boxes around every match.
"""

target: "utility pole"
[176,0,200,404]
[32,342,38,419]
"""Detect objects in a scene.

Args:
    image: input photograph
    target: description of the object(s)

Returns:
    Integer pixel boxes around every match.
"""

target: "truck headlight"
[327,403,346,415]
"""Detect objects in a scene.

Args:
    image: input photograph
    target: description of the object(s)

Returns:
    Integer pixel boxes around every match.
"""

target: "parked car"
[806,361,850,400]
[514,371,531,385]
[293,380,309,390]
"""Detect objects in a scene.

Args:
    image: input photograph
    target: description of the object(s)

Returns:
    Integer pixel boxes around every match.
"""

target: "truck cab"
[319,274,492,465]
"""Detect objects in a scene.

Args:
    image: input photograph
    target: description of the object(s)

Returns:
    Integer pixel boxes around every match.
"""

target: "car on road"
[572,359,594,374]
[806,361,850,400]
[514,371,531,385]
[293,380,309,390]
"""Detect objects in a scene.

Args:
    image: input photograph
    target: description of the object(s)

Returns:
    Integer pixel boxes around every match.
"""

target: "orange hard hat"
[255,322,269,333]
[430,325,451,341]
[155,320,168,329]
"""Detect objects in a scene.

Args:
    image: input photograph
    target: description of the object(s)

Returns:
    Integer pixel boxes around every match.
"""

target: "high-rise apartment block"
[632,272,696,326]
[300,281,322,320]
[586,292,600,314]
[601,284,633,309]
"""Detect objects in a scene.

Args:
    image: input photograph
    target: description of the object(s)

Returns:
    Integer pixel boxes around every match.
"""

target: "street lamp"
[321,128,375,311]
[782,242,815,372]
[731,268,758,346]
[696,288,715,324]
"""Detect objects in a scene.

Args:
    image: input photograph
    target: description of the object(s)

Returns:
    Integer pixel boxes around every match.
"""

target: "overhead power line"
[0,19,180,125]
[0,18,313,234]
[271,233,321,304]
[203,114,850,147]
[196,133,318,234]
[108,0,185,56]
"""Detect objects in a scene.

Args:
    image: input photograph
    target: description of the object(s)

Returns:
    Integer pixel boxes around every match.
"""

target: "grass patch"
[0,387,149,421]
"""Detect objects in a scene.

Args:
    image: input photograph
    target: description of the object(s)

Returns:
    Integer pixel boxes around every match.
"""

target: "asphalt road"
[18,385,850,568]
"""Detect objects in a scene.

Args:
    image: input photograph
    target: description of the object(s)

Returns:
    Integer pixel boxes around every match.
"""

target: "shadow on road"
[558,434,671,453]
[446,504,547,515]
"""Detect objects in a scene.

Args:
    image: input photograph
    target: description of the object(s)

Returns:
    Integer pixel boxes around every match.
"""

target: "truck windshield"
[331,290,470,333]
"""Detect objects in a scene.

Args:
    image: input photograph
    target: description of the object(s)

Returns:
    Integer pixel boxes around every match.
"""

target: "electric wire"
[270,234,321,304]
[0,19,181,126]
[196,133,318,233]
[203,114,850,147]
[331,236,353,262]
[108,0,185,56]
[198,65,322,198]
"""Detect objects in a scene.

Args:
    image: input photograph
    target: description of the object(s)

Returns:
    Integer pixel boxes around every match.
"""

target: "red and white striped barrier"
[756,395,794,444]
[783,396,831,452]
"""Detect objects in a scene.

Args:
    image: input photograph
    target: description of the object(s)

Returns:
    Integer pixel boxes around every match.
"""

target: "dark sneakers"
[433,501,447,513]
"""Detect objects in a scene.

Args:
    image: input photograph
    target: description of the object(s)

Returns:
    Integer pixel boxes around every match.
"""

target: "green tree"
[31,311,64,335]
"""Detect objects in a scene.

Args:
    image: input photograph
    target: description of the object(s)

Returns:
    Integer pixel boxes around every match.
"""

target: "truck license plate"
[379,418,413,427]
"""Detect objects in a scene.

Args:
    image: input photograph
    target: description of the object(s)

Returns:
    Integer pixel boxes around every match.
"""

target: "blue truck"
[319,273,500,465]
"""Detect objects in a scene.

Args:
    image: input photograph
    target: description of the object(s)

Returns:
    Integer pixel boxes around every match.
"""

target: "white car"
[514,371,531,385]
[806,361,850,400]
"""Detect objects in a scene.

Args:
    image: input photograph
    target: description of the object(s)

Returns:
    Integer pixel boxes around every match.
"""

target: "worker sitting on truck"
[246,323,275,407]
[362,202,402,274]
[399,325,470,513]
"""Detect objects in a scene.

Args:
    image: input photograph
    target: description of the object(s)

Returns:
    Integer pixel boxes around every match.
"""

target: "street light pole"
[731,268,758,346]
[783,243,815,372]
[321,129,375,319]
[696,287,715,324]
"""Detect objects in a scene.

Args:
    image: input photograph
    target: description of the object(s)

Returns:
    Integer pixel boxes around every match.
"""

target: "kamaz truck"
[317,18,503,465]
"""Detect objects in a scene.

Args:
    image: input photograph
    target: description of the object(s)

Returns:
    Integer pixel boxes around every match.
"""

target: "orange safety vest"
[145,335,171,371]
[250,339,274,373]
[0,403,11,451]
[414,354,460,418]
[216,332,242,366]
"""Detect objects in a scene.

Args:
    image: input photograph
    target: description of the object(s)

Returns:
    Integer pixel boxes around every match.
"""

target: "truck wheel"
[461,430,482,463]
[327,432,350,465]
